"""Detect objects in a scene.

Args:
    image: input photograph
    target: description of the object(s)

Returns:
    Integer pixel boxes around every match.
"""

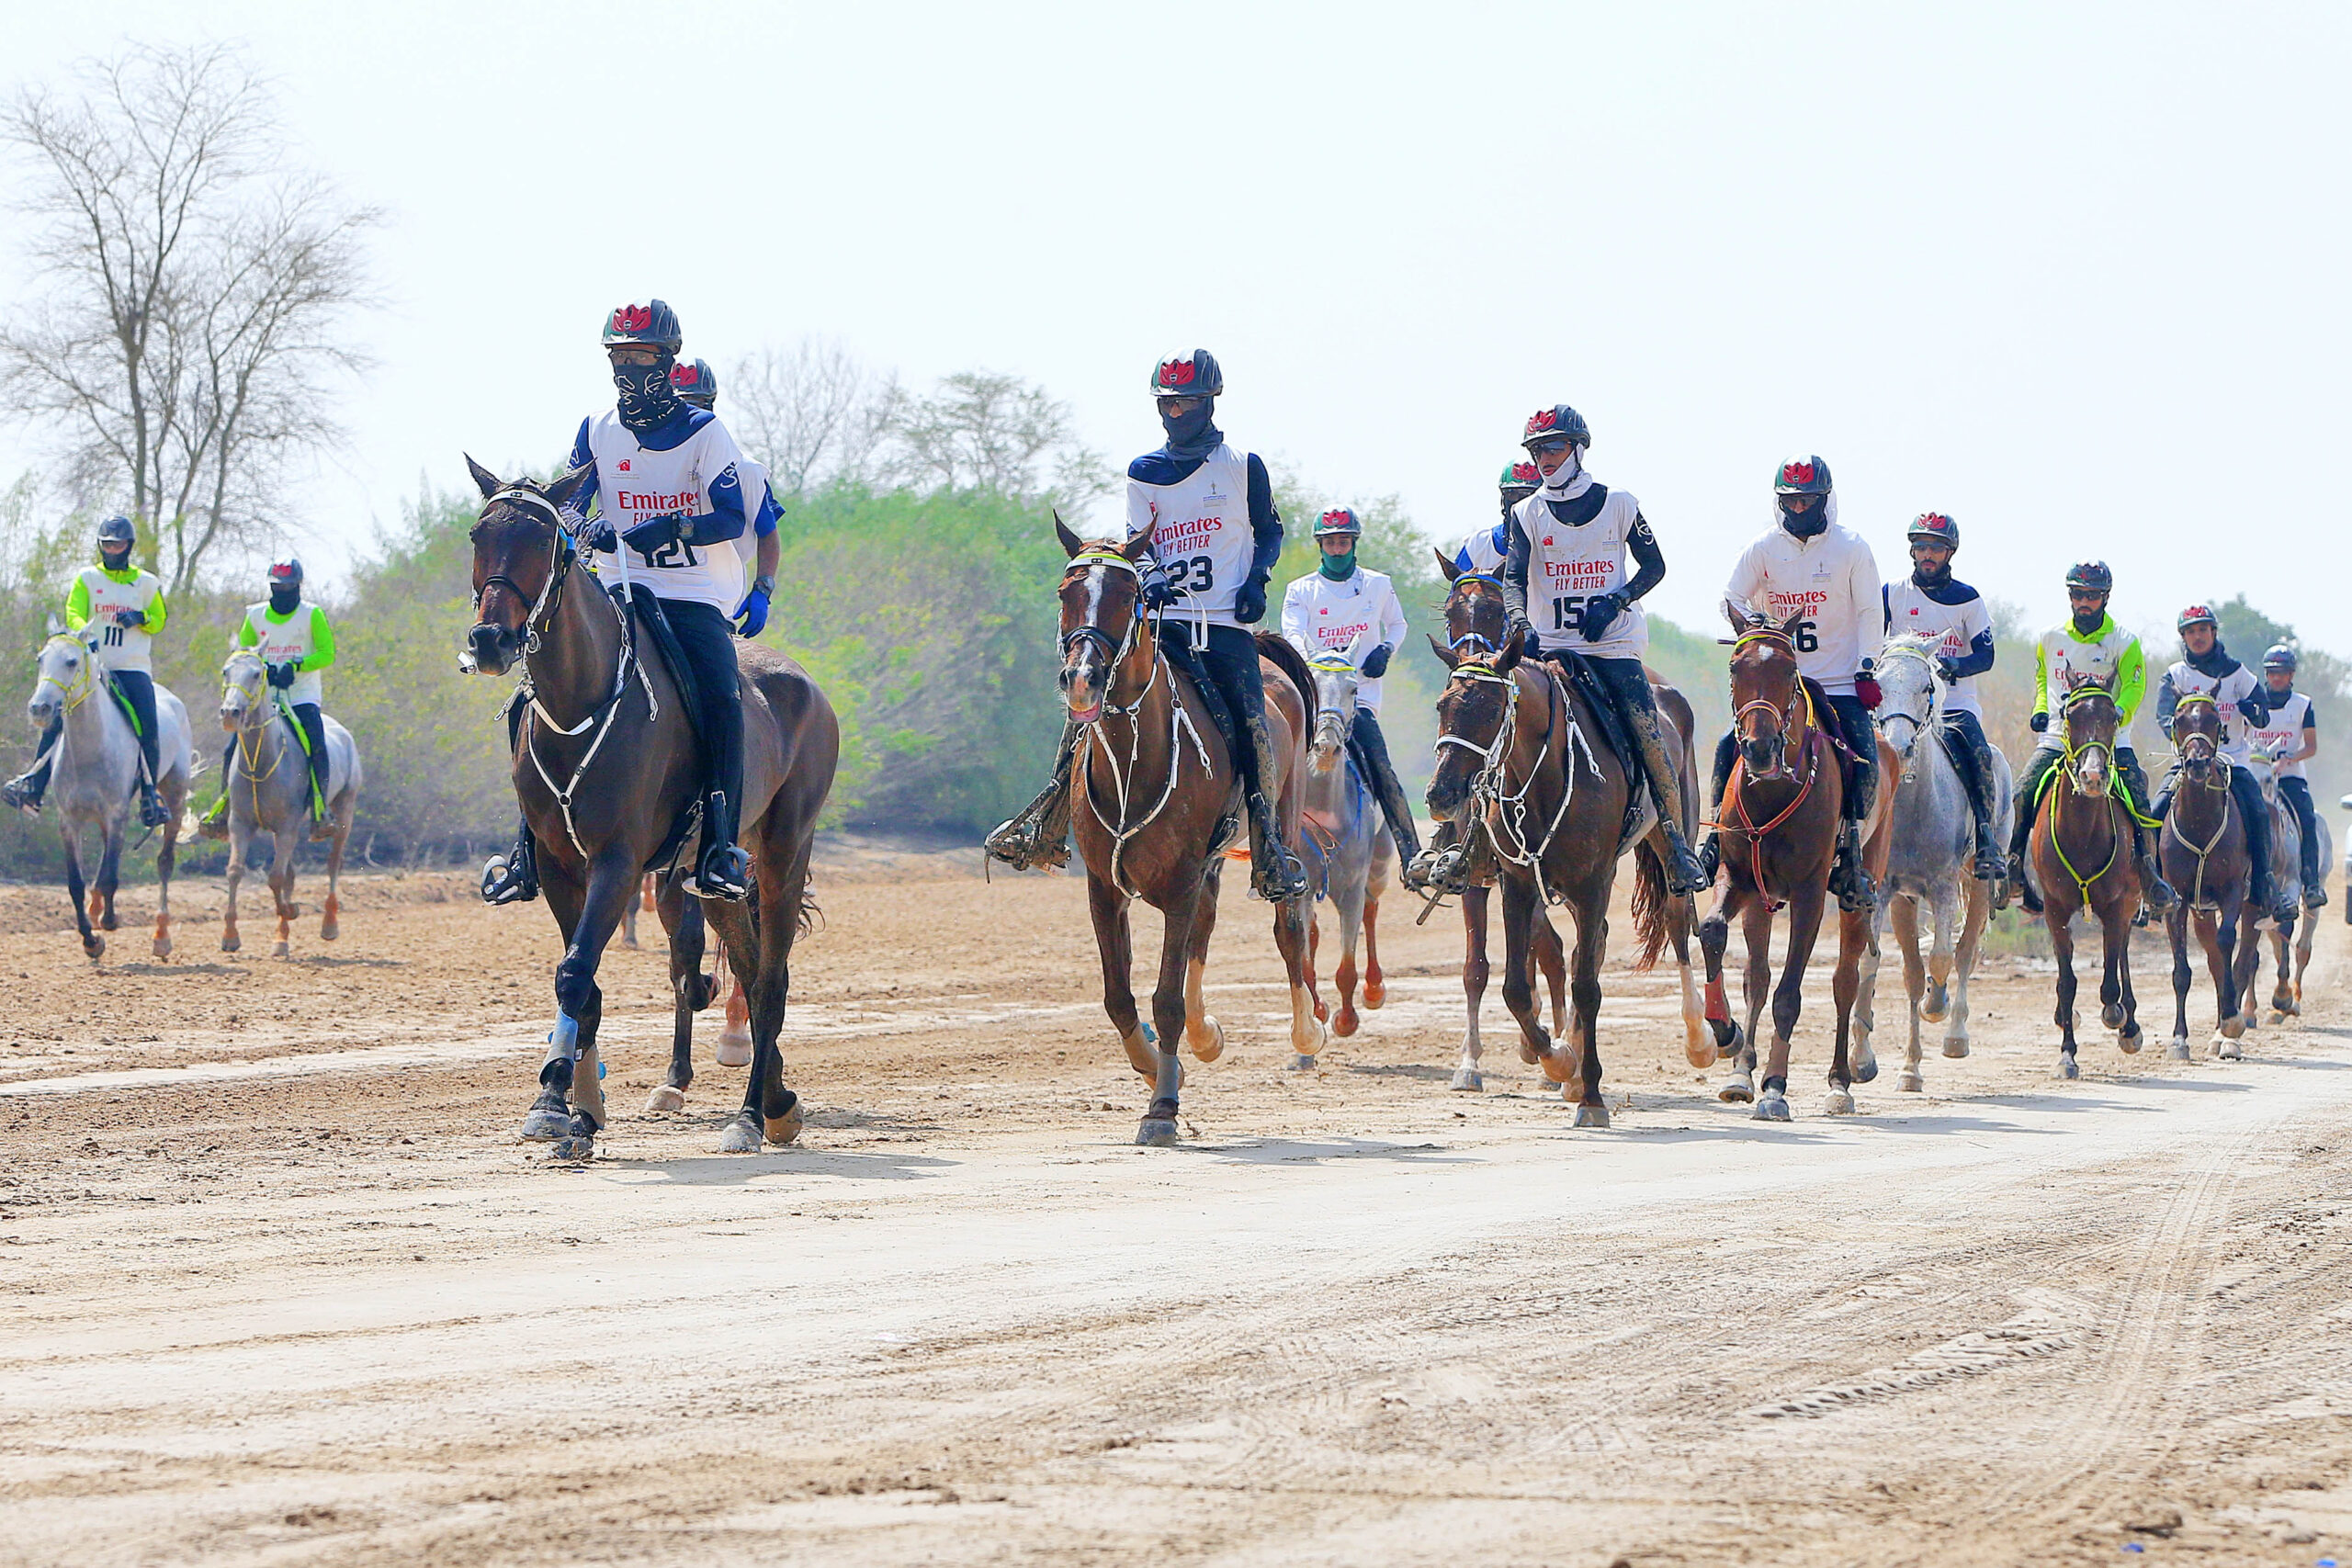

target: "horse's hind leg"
[542,848,636,1158]
[1304,909,1325,1025]
[1273,881,1327,1070]
[1698,882,1756,1099]
[1891,894,1926,1090]
[270,827,300,957]
[1360,857,1386,1010]
[1947,876,1989,1060]
[1184,867,1226,1064]
[319,812,350,942]
[152,818,176,960]
[1825,902,1868,1116]
[1668,890,1712,1068]
[94,822,124,932]
[1330,875,1365,1040]
[646,888,708,1114]
[1455,886,1489,1090]
[1565,889,1611,1128]
[1498,874,1562,1080]
[221,819,247,953]
[1756,891,1821,1122]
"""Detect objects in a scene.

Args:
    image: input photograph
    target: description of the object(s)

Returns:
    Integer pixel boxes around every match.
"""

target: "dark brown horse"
[1698,607,1896,1121]
[464,460,840,1159]
[2159,692,2257,1061]
[1054,523,1323,1146]
[2028,671,2147,1077]
[1423,629,1687,1127]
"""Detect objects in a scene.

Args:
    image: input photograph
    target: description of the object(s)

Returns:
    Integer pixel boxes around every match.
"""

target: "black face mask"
[99,547,131,573]
[2072,608,2106,636]
[1779,497,1829,538]
[270,587,301,615]
[1159,400,1221,461]
[615,355,684,434]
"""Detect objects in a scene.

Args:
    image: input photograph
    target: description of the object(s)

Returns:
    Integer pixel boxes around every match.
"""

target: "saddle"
[1542,648,1648,851]
[618,585,707,751]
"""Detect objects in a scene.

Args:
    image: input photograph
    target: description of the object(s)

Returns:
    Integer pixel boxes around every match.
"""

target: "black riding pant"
[293,702,329,807]
[1938,705,1996,819]
[2229,763,2275,897]
[2279,775,2322,884]
[660,597,745,839]
[1164,622,1268,798]
[1710,691,1875,825]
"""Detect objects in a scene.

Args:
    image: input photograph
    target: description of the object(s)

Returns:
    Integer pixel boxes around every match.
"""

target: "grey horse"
[24,632,196,960]
[216,648,362,958]
[1858,633,2012,1092]
[2241,749,2314,1045]
[1297,650,1394,1062]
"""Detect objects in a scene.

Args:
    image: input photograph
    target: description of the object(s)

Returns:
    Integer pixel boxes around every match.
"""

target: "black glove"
[1935,657,1961,684]
[267,661,297,690]
[1579,592,1623,642]
[1505,611,1535,655]
[1235,577,1269,625]
[1362,643,1393,679]
[2030,710,2050,734]
[113,608,146,628]
[1138,558,1180,611]
[621,513,683,555]
[2236,696,2268,728]
[576,518,617,554]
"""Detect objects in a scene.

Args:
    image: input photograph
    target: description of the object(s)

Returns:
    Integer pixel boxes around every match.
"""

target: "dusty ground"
[1,842,2348,1567]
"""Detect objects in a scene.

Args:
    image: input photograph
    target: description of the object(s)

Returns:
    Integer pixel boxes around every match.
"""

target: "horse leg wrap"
[539,1012,581,1088]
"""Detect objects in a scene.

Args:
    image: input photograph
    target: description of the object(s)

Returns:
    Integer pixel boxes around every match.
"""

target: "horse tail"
[1252,630,1318,718]
[1630,838,1671,972]
[796,863,821,936]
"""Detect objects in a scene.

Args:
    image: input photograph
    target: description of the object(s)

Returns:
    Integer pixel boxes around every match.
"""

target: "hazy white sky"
[5,3,2346,653]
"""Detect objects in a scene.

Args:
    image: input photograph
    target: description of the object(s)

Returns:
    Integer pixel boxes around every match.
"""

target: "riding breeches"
[293,702,329,806]
[1164,622,1269,798]
[112,671,162,784]
[1564,653,1686,823]
[2279,775,2322,884]
[1937,705,1999,824]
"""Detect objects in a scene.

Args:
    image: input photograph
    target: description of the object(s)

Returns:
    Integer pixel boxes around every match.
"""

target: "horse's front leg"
[2106,899,2143,1055]
[1304,908,1325,1023]
[1891,892,1927,1091]
[536,847,636,1158]
[1185,863,1227,1064]
[60,824,101,961]
[2167,908,2197,1059]
[220,818,247,953]
[718,835,818,1154]
[1088,873,1154,1084]
[1359,864,1386,1010]
[2050,900,2082,1078]
[2203,904,2242,1044]
[1273,878,1326,1070]
[1136,884,1200,1147]
[1698,880,1758,1099]
[152,814,177,960]
[319,810,350,942]
[269,825,300,957]
[1667,887,1711,1069]
[1454,886,1490,1090]
[1948,875,1990,1061]
[1564,888,1611,1128]
[1532,908,1570,1038]
[645,886,708,1114]
[1757,888,1825,1122]
[1497,871,1559,1080]
[1330,876,1365,1040]
[95,819,123,932]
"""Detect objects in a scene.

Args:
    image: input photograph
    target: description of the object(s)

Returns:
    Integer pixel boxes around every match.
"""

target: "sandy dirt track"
[3,847,2349,1567]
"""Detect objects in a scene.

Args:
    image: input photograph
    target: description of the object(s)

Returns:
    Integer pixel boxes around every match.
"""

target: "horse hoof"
[1718,1072,1756,1105]
[2118,1024,2143,1055]
[2056,1055,2080,1080]
[1824,1089,1855,1116]
[1751,1090,1792,1122]
[718,1113,763,1154]
[220,932,240,953]
[1291,1054,1317,1071]
[2220,1013,2245,1041]
[1898,1070,1924,1094]
[519,1101,571,1141]
[1362,979,1386,1010]
[1517,1043,1542,1066]
[1921,984,1950,1023]
[643,1086,686,1114]
[1135,1118,1181,1148]
[1449,1067,1484,1092]
[2267,1010,2290,1027]
[271,942,289,959]
[1333,1010,1358,1039]
[2165,1035,2192,1061]
[320,919,339,942]
[1684,1034,1718,1070]
[1574,1102,1611,1129]
[715,1032,752,1068]
[82,934,105,961]
[2216,1037,2243,1062]
[1189,1018,1224,1064]
[1940,1039,1970,1059]
[550,1134,594,1161]
[98,912,119,933]
[764,1106,804,1145]
[1851,1046,1879,1085]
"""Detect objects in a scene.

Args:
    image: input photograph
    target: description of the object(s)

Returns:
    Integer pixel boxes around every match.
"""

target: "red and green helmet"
[601,299,683,355]
[1314,507,1363,541]
[1773,455,1833,496]
[1907,511,1959,549]
[1499,460,1540,496]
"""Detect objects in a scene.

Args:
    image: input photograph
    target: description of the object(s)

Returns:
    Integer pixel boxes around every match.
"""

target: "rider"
[481,299,759,905]
[2153,605,2294,922]
[1706,455,1885,911]
[669,356,781,640]
[3,515,170,826]
[1453,460,1540,577]
[1279,506,1420,865]
[217,558,335,838]
[1882,512,2004,880]
[2250,643,2325,908]
[988,349,1306,900]
[1496,405,1708,896]
[2005,561,2173,912]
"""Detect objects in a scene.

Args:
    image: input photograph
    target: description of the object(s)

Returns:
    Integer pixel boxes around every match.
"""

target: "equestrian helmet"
[601,299,684,355]
[1314,507,1363,541]
[2262,643,2298,672]
[2177,604,2219,634]
[96,514,136,550]
[1907,512,1960,549]
[670,357,718,410]
[2063,560,2113,594]
[1521,404,1590,451]
[267,557,304,589]
[1499,460,1540,497]
[1773,455,1833,496]
[1149,348,1223,399]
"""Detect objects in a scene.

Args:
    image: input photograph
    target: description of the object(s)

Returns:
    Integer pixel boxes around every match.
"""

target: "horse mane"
[1253,631,1319,717]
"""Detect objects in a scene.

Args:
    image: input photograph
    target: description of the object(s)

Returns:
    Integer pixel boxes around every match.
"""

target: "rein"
[2160,693,2236,908]
[1435,658,1596,903]
[2037,684,2137,904]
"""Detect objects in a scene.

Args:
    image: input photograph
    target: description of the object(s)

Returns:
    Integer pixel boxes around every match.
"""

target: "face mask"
[1159,400,1219,458]
[99,547,131,573]
[1779,497,1829,538]
[2072,607,2106,635]
[615,355,684,434]
[1318,548,1357,581]
[270,586,300,615]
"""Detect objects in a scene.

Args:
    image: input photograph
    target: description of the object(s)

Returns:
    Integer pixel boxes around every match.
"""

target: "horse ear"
[465,454,503,500]
[1777,607,1808,640]
[543,463,593,511]
[1428,632,1460,670]
[1435,548,1462,582]
[1722,598,1751,636]
[1497,637,1522,674]
[1055,513,1086,558]
[1120,532,1154,562]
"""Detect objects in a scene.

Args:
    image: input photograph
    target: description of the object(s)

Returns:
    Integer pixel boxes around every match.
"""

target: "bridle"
[473,487,580,660]
[1306,653,1360,755]
[1872,639,1942,764]
[2035,682,2135,904]
[1433,656,1595,901]
[220,650,292,789]
[1443,572,1510,656]
[32,634,97,717]
[1729,626,1810,783]
[2158,692,2235,908]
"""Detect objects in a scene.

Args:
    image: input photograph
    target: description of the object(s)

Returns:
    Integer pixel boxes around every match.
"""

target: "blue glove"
[576,518,617,554]
[2030,710,2050,734]
[114,608,146,628]
[1935,657,1961,684]
[1234,577,1268,626]
[621,513,683,555]
[1579,592,1623,642]
[733,585,771,638]
[1362,643,1393,679]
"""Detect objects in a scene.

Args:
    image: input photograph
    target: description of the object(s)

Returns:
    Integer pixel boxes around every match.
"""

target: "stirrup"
[1694,833,1722,887]
[481,832,538,906]
[692,842,753,902]
[2139,865,2177,915]
[2307,883,2330,909]
[3,773,42,817]
[1830,829,1877,914]
[983,812,1070,872]
[138,787,169,829]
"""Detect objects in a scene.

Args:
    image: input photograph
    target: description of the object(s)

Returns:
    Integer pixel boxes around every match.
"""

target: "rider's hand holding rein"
[1138,555,1182,612]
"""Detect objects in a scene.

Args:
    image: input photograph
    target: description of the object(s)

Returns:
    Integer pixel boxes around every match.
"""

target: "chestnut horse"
[2028,672,2147,1077]
[464,461,840,1160]
[2159,693,2257,1061]
[1053,523,1324,1146]
[1698,607,1896,1121]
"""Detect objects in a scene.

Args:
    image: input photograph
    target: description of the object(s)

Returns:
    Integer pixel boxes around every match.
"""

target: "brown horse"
[2028,672,2147,1077]
[2159,693,2257,1061]
[1054,523,1324,1146]
[1697,607,1896,1121]
[464,460,840,1159]
[1423,629,1690,1127]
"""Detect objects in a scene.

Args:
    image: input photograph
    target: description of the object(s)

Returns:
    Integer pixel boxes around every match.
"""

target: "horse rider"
[1279,506,1420,865]
[1453,460,1540,578]
[2004,561,2173,912]
[206,558,337,839]
[1705,454,1884,911]
[1495,404,1708,896]
[2250,642,2325,908]
[669,356,782,641]
[1882,511,2005,881]
[481,299,759,906]
[2153,605,2294,922]
[3,514,171,827]
[987,348,1309,900]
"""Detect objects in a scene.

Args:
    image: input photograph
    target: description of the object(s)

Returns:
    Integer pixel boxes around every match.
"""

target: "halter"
[2158,693,2235,908]
[1728,626,1814,780]
[1433,658,1596,902]
[1871,639,1943,761]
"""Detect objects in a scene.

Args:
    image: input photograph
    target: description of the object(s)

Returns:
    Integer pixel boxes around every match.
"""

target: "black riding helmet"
[1521,404,1590,452]
[1149,348,1224,398]
[96,514,135,564]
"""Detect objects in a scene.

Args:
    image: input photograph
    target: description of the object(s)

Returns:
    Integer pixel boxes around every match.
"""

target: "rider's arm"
[2032,637,2052,720]
[1377,575,1408,648]
[1243,454,1283,587]
[2152,663,2180,739]
[1622,513,1665,602]
[1723,536,1768,621]
[235,615,260,651]
[1499,507,1533,626]
[1278,580,1310,651]
[673,464,749,546]
[2117,638,2148,728]
[558,419,600,525]
[1946,594,1995,680]
[754,529,779,585]
[2294,716,2319,763]
[63,576,92,632]
[1847,538,1884,666]
[300,609,336,673]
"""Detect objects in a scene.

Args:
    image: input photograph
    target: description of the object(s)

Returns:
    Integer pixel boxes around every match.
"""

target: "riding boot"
[2232,765,2290,921]
[4,718,62,816]
[1696,730,1736,886]
[1619,691,1709,896]
[695,787,753,902]
[1244,707,1310,902]
[1349,710,1422,867]
[1953,725,2006,882]
[2286,781,2327,907]
[983,720,1080,872]
[481,817,540,905]
[1829,818,1878,913]
[2118,751,2177,914]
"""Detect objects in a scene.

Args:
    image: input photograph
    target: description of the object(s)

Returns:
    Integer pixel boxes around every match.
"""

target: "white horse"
[216,649,363,958]
[24,633,196,960]
[2245,750,2317,1032]
[1860,634,2012,1092]
[1298,652,1395,1058]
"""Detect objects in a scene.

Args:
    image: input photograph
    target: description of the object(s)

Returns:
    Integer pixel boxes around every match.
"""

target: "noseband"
[473,488,578,658]
[1443,572,1509,655]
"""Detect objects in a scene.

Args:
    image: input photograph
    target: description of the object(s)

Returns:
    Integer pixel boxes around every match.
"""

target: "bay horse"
[1052,522,1324,1146]
[1698,607,1896,1121]
[2028,671,2147,1077]
[215,649,363,958]
[22,632,196,961]
[2158,693,2257,1061]
[1423,631,1689,1127]
[1298,649,1392,1050]
[464,459,839,1160]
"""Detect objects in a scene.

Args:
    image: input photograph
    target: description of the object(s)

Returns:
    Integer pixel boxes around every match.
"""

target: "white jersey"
[1455,519,1510,577]
[1281,567,1408,713]
[580,410,756,613]
[73,566,165,674]
[1512,488,1648,660]
[1125,444,1256,626]
[1883,578,1994,716]
[241,603,330,708]
[2164,660,2264,765]
[1724,522,1883,695]
[2249,689,2315,780]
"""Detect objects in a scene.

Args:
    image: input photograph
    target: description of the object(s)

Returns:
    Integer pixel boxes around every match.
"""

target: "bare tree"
[0,44,377,592]
[888,370,1110,507]
[725,338,902,497]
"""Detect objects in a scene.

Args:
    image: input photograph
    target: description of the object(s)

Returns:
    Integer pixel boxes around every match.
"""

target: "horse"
[1697,606,1896,1121]
[2245,748,2313,1032]
[215,649,362,959]
[2154,693,2259,1061]
[621,873,754,1065]
[2030,671,2148,1077]
[464,459,839,1161]
[1423,630,1689,1128]
[1051,522,1324,1146]
[1867,633,2011,1091]
[1298,649,1393,1049]
[22,632,195,960]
